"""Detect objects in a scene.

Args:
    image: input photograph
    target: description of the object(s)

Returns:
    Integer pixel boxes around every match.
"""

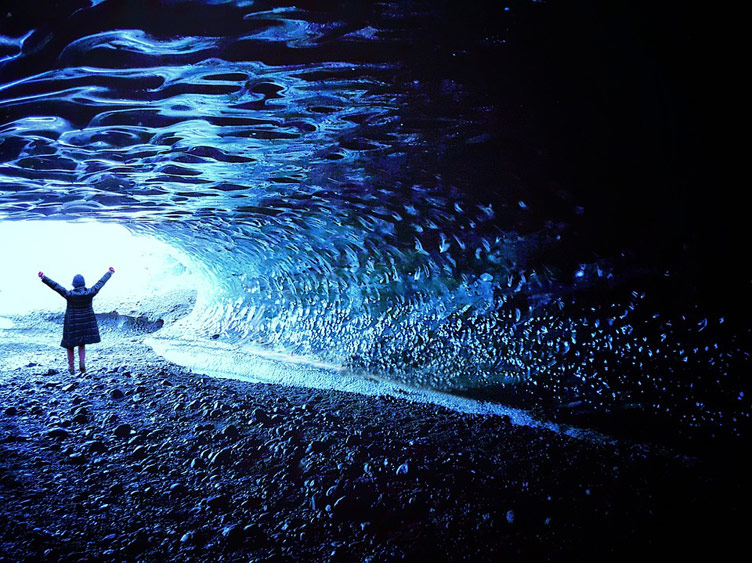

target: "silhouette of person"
[38,267,115,374]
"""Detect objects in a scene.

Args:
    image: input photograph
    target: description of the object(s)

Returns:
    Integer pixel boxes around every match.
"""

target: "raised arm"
[90,268,114,296]
[40,272,69,299]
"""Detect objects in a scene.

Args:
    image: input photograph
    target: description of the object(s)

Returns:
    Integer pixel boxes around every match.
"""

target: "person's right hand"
[109,267,115,274]
[38,271,44,278]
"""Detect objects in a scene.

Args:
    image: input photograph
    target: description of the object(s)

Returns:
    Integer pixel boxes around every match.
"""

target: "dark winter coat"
[42,272,112,348]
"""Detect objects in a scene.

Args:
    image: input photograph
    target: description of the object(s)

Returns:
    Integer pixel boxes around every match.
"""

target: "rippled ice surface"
[1,0,749,443]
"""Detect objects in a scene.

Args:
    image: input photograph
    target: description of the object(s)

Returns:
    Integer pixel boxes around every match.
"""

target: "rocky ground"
[0,315,748,562]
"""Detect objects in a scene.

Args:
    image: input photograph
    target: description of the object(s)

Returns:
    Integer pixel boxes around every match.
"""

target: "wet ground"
[1,316,748,562]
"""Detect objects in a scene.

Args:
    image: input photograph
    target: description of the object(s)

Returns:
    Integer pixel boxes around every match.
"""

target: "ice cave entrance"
[0,220,195,319]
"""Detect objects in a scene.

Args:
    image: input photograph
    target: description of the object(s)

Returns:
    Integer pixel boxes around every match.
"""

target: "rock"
[306,440,328,455]
[0,434,26,444]
[123,531,150,556]
[190,457,205,470]
[210,447,232,465]
[110,389,124,400]
[221,524,244,546]
[114,424,132,438]
[170,483,188,497]
[45,368,58,376]
[396,462,410,476]
[323,412,340,425]
[310,493,326,511]
[330,544,353,562]
[222,424,240,440]
[68,453,86,464]
[87,440,106,453]
[506,509,515,525]
[325,485,340,499]
[129,434,148,449]
[180,531,195,544]
[207,494,230,511]
[131,445,148,460]
[47,427,70,439]
[332,494,372,522]
[243,523,265,542]
[62,383,76,392]
[252,408,270,424]
[404,493,430,520]
[270,413,286,424]
[4,406,17,416]
[109,483,124,497]
[72,414,88,424]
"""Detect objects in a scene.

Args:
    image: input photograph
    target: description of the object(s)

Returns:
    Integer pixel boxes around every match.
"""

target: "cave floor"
[0,321,747,562]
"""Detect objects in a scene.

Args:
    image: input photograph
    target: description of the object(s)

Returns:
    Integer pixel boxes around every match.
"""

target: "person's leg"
[78,345,86,373]
[66,348,75,374]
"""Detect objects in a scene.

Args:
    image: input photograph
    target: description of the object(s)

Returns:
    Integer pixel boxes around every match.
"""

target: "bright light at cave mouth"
[0,221,194,317]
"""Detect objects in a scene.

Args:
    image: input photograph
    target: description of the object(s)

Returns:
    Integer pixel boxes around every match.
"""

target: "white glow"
[0,221,194,316]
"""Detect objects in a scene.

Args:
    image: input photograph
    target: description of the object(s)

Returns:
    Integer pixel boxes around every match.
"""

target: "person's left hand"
[38,271,44,278]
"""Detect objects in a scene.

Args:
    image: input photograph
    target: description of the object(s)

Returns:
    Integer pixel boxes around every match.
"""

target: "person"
[38,267,115,375]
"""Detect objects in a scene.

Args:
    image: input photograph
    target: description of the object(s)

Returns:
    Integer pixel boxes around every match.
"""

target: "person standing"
[38,267,115,374]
